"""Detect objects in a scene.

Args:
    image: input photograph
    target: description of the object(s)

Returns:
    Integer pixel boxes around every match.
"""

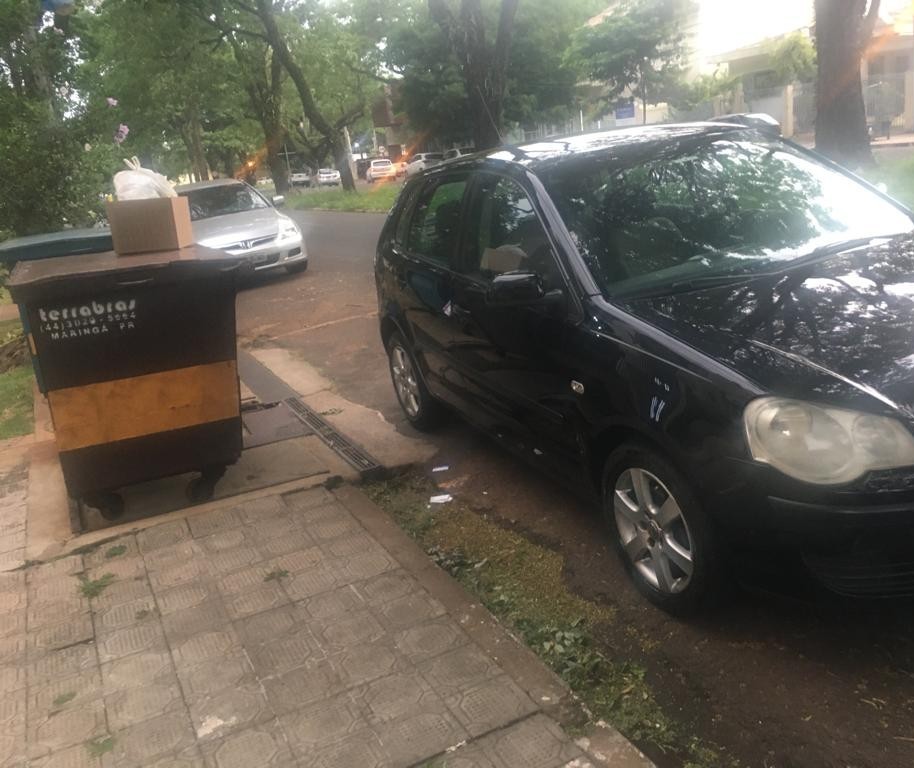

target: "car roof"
[175,178,245,192]
[426,122,754,176]
[371,159,391,163]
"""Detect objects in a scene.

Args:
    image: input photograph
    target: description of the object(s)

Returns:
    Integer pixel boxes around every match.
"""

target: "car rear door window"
[405,178,468,266]
[462,175,562,289]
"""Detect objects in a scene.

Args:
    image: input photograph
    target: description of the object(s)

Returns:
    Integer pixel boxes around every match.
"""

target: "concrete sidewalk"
[0,476,652,768]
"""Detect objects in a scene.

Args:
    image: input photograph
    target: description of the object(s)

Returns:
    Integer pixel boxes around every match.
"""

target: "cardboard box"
[106,197,193,255]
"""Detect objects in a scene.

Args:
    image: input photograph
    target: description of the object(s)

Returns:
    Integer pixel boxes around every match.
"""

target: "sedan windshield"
[180,184,269,221]
[541,134,914,298]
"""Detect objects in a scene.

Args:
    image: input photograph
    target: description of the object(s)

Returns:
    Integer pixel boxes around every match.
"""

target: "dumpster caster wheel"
[83,492,124,521]
[186,477,216,504]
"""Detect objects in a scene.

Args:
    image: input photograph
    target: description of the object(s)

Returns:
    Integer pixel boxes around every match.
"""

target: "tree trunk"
[189,109,211,182]
[814,0,880,168]
[253,0,356,191]
[429,0,519,150]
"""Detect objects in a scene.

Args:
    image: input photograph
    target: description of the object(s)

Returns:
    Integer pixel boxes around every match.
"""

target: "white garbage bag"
[113,157,176,200]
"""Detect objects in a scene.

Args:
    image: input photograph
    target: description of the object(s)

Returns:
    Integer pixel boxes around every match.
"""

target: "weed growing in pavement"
[366,473,731,767]
[135,608,152,620]
[86,737,114,757]
[104,544,127,559]
[52,691,76,709]
[77,573,115,598]
[264,568,289,582]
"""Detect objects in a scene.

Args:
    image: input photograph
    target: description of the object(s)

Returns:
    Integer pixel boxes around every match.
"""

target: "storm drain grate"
[284,397,383,477]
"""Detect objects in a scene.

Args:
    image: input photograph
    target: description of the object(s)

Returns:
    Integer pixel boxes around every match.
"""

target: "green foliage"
[77,572,115,599]
[104,544,127,559]
[382,0,601,143]
[263,568,289,582]
[52,691,76,709]
[0,365,34,440]
[770,32,816,86]
[567,0,694,112]
[85,737,115,757]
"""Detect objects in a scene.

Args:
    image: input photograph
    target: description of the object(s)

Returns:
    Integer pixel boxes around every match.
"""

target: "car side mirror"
[272,195,285,207]
[487,271,560,307]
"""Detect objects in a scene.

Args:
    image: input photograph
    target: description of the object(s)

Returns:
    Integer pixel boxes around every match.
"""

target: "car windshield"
[373,160,391,166]
[319,168,333,174]
[426,153,443,160]
[541,134,914,298]
[180,184,270,221]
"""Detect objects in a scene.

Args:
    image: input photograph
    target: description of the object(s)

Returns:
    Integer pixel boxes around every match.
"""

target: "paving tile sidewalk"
[0,482,652,768]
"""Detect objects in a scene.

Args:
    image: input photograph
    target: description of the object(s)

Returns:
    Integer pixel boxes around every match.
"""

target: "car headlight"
[744,397,914,484]
[277,217,300,241]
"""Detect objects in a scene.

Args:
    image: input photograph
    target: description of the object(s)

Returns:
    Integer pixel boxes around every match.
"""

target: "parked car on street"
[367,158,398,183]
[405,152,443,177]
[317,168,341,186]
[290,169,311,187]
[177,179,307,274]
[375,121,914,612]
[443,147,473,161]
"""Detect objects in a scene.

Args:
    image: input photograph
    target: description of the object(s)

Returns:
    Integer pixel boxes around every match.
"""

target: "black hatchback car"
[374,122,914,612]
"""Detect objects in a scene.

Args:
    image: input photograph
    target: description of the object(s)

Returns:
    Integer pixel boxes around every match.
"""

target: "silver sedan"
[176,179,308,274]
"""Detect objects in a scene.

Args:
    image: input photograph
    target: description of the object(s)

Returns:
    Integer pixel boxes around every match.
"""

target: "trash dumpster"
[0,229,114,392]
[8,244,247,522]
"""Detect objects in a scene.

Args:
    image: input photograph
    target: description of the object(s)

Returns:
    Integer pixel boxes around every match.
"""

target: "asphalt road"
[236,209,914,768]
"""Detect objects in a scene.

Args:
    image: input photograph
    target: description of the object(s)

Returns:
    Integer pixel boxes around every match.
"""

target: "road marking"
[270,311,379,340]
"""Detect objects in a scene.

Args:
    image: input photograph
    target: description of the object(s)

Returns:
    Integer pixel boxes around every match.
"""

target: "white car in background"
[405,152,443,177]
[366,158,397,183]
[317,168,341,186]
[176,179,308,274]
[290,170,311,187]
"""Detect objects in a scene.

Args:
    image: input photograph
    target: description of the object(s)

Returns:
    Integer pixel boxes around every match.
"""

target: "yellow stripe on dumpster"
[48,360,240,452]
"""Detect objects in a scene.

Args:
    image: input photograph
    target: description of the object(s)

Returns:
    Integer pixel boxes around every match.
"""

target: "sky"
[695,0,913,61]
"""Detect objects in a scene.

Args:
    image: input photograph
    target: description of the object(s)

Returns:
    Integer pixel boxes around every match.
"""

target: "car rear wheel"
[602,443,721,615]
[387,332,443,431]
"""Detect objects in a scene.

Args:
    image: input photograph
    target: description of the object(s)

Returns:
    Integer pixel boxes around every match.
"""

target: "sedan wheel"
[603,444,720,614]
[387,332,443,431]
[614,468,694,594]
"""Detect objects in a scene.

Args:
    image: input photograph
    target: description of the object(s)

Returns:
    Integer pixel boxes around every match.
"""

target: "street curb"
[332,484,657,767]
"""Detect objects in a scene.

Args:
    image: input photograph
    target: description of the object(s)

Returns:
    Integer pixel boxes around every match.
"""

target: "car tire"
[602,443,722,615]
[386,332,444,431]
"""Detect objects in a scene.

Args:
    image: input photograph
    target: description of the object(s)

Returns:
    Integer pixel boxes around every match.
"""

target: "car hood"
[191,208,279,247]
[615,233,914,417]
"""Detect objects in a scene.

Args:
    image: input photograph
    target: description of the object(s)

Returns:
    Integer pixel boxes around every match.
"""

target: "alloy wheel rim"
[390,345,421,418]
[613,468,694,594]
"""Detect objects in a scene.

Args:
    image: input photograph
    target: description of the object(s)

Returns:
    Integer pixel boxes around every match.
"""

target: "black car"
[374,122,914,612]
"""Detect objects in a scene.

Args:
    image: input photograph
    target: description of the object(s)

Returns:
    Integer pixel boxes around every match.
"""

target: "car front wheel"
[603,443,721,615]
[387,332,443,431]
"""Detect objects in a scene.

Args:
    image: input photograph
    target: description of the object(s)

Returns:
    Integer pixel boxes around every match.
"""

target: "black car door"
[392,173,475,409]
[442,171,584,476]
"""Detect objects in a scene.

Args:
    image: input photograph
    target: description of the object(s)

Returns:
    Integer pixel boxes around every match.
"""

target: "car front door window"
[463,176,562,290]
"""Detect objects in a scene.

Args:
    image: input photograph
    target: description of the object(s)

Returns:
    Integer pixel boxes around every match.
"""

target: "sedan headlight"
[744,397,914,484]
[277,217,300,242]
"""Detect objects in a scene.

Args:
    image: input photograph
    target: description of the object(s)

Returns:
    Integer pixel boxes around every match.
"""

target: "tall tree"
[428,0,520,149]
[567,0,692,124]
[814,0,880,168]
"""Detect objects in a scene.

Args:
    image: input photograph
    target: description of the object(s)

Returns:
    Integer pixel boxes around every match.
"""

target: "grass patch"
[85,736,114,757]
[52,691,76,708]
[264,568,289,582]
[104,544,127,559]
[77,573,115,598]
[135,608,152,620]
[0,365,34,440]
[366,473,730,767]
[286,182,401,213]
[0,317,20,341]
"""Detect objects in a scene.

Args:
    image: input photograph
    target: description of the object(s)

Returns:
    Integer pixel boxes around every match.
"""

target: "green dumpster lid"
[0,229,113,262]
